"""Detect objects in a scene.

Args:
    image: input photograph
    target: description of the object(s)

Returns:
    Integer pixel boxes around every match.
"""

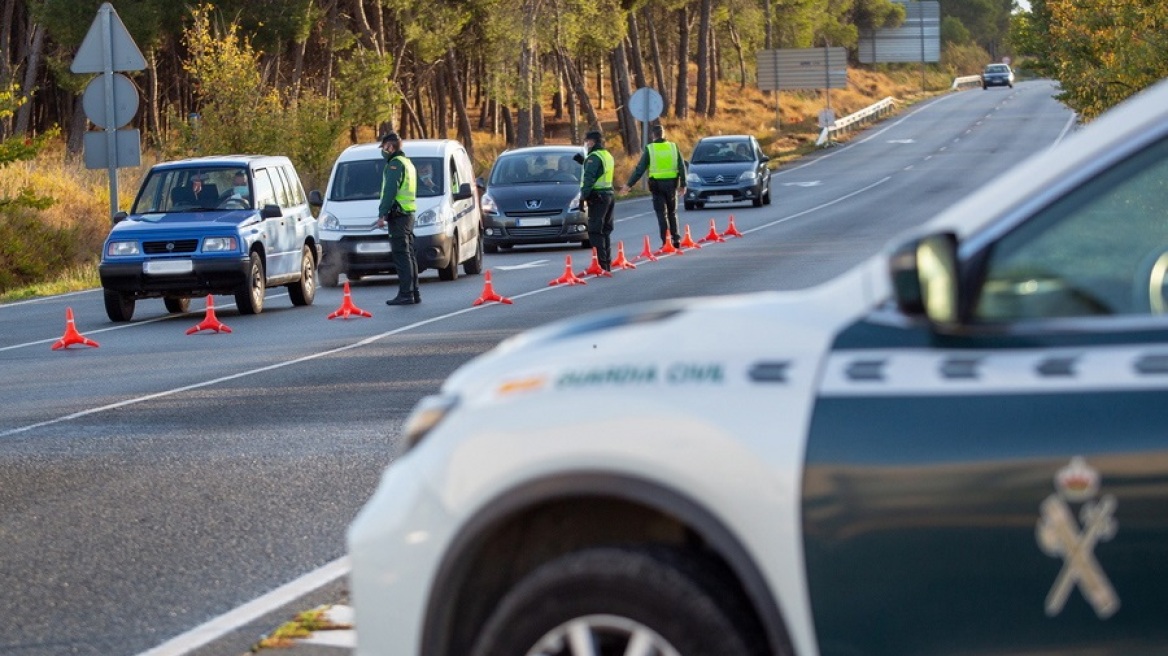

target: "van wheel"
[234,252,265,315]
[287,246,317,306]
[463,235,484,275]
[439,237,459,281]
[319,261,340,288]
[104,289,135,322]
[164,297,190,314]
[470,546,759,656]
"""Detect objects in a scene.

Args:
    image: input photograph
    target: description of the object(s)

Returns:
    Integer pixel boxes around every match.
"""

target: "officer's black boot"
[386,293,417,306]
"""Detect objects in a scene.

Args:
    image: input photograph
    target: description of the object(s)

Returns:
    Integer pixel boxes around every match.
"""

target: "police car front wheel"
[469,546,760,656]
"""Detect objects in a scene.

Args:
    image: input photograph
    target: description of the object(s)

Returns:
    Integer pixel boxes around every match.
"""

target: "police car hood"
[443,259,887,402]
[110,209,261,233]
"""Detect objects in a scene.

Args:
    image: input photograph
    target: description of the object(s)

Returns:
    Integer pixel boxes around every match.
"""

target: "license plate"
[356,242,391,254]
[144,259,193,275]
[517,218,551,227]
[708,195,734,203]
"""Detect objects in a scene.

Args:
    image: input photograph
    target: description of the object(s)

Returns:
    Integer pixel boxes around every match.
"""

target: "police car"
[347,78,1168,656]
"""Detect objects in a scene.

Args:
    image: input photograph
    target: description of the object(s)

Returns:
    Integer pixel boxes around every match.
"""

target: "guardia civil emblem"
[1036,456,1119,619]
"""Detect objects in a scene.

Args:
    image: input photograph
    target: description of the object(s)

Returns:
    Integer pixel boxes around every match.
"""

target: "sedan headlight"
[319,212,340,231]
[106,241,140,256]
[480,192,498,214]
[738,170,759,182]
[202,236,239,252]
[402,393,460,451]
[568,192,582,212]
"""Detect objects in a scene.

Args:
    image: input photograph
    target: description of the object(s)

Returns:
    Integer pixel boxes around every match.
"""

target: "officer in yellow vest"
[620,124,687,249]
[376,132,420,305]
[580,129,616,271]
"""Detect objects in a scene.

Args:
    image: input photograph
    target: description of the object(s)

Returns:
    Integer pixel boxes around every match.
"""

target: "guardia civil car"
[348,78,1168,656]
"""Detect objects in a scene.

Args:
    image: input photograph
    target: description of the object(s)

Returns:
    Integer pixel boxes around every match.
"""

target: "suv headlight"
[319,212,340,231]
[106,241,140,256]
[203,236,239,252]
[568,192,582,212]
[402,393,460,452]
[738,170,758,182]
[686,172,702,185]
[480,192,498,214]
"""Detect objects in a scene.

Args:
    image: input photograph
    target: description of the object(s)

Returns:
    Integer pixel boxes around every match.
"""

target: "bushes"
[0,208,101,293]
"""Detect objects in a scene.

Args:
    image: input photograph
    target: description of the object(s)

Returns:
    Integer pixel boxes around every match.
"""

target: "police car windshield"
[330,157,444,201]
[132,166,242,214]
[490,152,581,186]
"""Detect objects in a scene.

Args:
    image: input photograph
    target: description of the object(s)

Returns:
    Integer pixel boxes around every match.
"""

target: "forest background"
[0,0,1164,298]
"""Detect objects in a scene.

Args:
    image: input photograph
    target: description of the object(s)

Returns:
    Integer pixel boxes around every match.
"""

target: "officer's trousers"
[387,212,418,296]
[586,191,615,270]
[648,178,680,247]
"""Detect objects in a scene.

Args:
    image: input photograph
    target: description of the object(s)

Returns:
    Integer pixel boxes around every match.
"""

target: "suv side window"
[280,164,306,206]
[253,168,278,209]
[974,136,1168,320]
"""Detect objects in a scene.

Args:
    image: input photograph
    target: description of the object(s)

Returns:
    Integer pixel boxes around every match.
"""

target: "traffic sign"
[84,129,141,170]
[82,73,139,130]
[71,3,146,74]
[629,87,664,122]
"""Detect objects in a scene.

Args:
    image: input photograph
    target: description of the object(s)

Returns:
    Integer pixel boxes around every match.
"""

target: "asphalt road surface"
[0,80,1077,656]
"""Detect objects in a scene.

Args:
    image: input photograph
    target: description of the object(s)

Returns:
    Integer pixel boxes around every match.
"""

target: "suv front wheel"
[235,252,266,315]
[104,289,135,322]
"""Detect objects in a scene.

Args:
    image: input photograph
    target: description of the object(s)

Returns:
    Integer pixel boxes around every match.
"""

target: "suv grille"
[143,239,199,254]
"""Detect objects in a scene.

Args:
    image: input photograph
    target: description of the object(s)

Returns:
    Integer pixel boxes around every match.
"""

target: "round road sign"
[82,73,139,130]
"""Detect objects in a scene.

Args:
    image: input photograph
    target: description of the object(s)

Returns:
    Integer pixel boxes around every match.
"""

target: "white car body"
[349,78,1168,655]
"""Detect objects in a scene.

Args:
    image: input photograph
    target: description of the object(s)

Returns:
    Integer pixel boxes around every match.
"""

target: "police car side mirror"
[309,190,323,206]
[453,182,474,201]
[260,204,283,219]
[889,231,961,325]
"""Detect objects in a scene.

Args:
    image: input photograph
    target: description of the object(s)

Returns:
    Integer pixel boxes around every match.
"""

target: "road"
[0,80,1076,656]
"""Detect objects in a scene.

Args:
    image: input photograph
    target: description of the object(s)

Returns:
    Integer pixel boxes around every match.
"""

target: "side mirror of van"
[475,176,486,190]
[260,204,283,219]
[453,182,474,201]
[309,190,323,206]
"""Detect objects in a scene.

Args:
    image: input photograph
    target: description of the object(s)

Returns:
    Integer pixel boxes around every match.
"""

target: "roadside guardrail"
[952,74,982,90]
[816,97,898,147]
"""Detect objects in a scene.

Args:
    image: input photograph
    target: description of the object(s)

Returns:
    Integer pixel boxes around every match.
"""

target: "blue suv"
[99,156,320,322]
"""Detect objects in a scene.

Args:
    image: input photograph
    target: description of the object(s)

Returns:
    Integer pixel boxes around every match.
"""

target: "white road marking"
[496,260,550,270]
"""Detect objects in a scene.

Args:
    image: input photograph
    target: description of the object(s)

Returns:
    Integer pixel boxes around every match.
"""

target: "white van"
[311,139,483,286]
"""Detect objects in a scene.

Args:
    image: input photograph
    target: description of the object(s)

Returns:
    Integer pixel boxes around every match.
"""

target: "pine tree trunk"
[644,7,669,118]
[626,12,647,90]
[14,22,43,135]
[446,50,475,160]
[674,6,689,119]
[611,44,639,156]
[501,104,515,145]
[516,41,532,147]
[728,21,747,90]
[707,26,718,118]
[557,47,600,133]
[694,0,711,117]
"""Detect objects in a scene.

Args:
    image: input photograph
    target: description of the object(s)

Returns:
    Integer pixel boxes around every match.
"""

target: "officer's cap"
[379,132,401,145]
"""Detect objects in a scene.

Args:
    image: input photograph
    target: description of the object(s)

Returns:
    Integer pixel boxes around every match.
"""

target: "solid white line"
[134,557,350,656]
[0,289,99,308]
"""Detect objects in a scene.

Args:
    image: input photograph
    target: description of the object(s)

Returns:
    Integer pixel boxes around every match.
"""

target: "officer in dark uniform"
[579,129,616,270]
[376,132,420,305]
[620,124,687,249]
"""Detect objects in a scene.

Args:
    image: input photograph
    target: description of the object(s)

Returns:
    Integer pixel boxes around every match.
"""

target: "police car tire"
[469,546,759,656]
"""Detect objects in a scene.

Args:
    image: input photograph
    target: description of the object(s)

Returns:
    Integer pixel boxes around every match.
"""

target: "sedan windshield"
[490,152,581,185]
[691,141,753,164]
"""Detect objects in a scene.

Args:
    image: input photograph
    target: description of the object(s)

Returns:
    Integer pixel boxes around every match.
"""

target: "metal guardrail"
[815,97,898,147]
[951,75,982,90]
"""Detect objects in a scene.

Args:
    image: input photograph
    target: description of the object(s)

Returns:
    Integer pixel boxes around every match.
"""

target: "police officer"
[580,129,616,270]
[620,124,686,249]
[376,133,420,305]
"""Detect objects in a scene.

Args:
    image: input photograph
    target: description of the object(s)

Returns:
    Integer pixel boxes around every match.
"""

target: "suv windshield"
[691,141,753,164]
[329,157,444,201]
[489,152,581,185]
[132,166,251,214]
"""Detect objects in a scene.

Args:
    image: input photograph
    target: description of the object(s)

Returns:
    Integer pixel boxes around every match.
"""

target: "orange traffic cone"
[655,232,683,256]
[633,235,658,263]
[609,241,636,270]
[51,307,99,350]
[579,248,613,278]
[473,271,513,306]
[678,225,703,249]
[328,281,373,319]
[549,255,587,286]
[722,214,744,238]
[699,218,726,243]
[186,296,232,334]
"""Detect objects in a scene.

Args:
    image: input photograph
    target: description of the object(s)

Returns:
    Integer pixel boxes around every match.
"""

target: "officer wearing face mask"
[375,132,420,306]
